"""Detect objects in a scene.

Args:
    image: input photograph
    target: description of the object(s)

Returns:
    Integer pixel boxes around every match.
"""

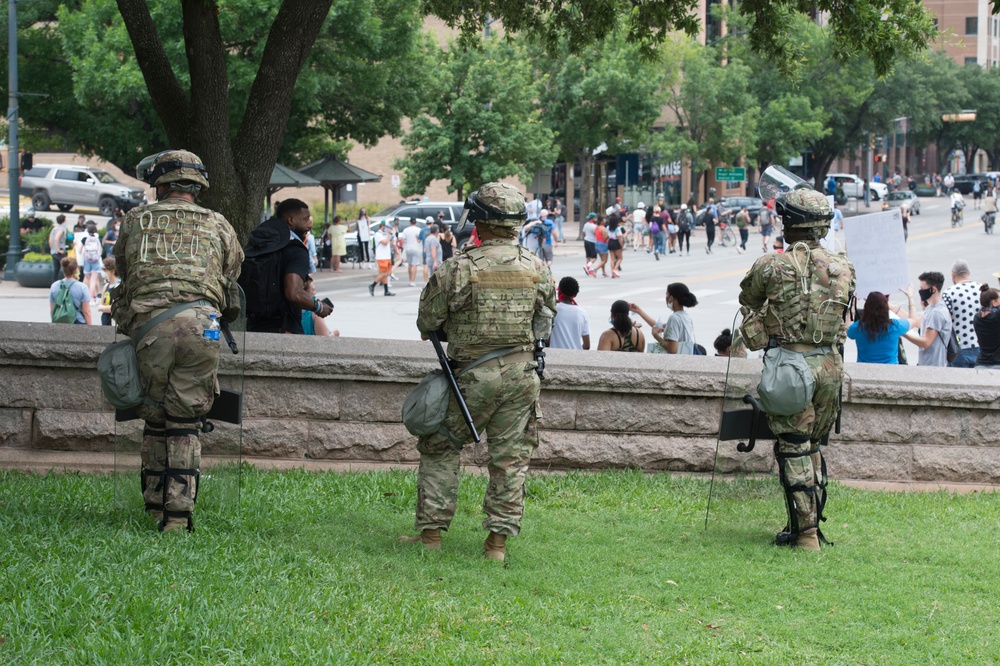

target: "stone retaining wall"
[1,322,999,483]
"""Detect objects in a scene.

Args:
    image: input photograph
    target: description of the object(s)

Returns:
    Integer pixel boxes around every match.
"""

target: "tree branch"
[233,0,334,188]
[116,0,190,143]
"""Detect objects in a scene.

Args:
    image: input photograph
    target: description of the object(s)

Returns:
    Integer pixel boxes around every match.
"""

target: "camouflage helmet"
[776,186,833,231]
[136,149,210,193]
[457,182,526,231]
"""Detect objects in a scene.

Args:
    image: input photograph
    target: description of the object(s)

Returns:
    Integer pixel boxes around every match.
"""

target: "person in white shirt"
[631,202,647,251]
[582,213,598,276]
[367,221,395,297]
[356,209,373,268]
[548,277,591,350]
[401,217,424,286]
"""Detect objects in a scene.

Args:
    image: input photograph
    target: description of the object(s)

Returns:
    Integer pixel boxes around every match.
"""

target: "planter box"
[14,261,54,288]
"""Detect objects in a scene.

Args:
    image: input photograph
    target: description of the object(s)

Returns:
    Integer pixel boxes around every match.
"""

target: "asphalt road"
[3,196,997,365]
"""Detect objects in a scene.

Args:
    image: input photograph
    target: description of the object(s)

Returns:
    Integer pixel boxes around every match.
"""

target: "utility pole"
[5,0,20,281]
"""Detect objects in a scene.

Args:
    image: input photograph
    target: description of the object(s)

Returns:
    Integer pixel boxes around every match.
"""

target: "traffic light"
[20,151,32,171]
[874,153,884,163]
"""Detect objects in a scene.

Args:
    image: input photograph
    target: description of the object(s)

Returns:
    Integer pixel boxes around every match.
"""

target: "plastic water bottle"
[204,314,221,341]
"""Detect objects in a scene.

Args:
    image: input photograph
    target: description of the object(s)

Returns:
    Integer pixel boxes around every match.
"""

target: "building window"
[966,56,979,65]
[966,17,978,35]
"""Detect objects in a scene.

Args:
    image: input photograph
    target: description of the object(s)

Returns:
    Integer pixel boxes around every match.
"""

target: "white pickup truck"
[827,173,888,201]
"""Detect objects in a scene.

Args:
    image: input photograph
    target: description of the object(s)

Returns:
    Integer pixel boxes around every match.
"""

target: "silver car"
[882,190,921,215]
[20,164,147,216]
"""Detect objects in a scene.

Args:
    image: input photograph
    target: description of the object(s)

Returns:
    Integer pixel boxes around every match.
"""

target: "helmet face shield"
[136,151,169,183]
[458,185,526,230]
[758,165,807,204]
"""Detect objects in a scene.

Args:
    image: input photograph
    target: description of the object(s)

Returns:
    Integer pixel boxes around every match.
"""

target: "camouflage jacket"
[417,239,556,363]
[739,241,855,346]
[113,196,243,335]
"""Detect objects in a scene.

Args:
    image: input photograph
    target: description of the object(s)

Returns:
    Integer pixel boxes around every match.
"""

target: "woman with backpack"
[677,204,693,256]
[50,257,92,325]
[79,221,104,302]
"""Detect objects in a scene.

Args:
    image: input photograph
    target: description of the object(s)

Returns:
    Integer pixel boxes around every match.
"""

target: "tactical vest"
[764,244,854,345]
[446,245,541,349]
[120,200,229,310]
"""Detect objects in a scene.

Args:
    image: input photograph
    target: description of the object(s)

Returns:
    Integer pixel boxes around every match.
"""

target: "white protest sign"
[843,209,908,299]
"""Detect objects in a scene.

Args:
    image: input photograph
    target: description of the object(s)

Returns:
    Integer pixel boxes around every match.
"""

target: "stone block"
[538,390,576,430]
[839,404,913,443]
[712,440,773,474]
[242,419,309,458]
[825,443,913,481]
[963,411,1000,448]
[0,409,32,448]
[0,368,107,411]
[340,382,413,423]
[33,410,115,451]
[575,394,718,435]
[305,422,417,462]
[243,377,339,420]
[912,445,1000,484]
[534,431,716,471]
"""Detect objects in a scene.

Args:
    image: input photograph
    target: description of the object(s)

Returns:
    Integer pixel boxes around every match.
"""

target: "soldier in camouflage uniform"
[738,177,855,551]
[113,150,243,532]
[398,182,556,561]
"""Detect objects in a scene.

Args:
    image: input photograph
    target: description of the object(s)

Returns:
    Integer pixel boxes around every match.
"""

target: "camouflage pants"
[765,350,843,441]
[767,350,841,533]
[135,306,220,519]
[415,361,540,537]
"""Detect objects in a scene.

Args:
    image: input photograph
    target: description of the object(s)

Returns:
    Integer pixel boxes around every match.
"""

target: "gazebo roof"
[298,155,381,185]
[269,163,321,188]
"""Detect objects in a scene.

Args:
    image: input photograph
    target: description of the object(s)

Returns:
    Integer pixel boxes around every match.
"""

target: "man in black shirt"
[20,212,43,236]
[242,198,332,334]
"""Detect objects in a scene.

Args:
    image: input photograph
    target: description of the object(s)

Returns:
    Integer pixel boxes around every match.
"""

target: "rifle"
[428,331,481,443]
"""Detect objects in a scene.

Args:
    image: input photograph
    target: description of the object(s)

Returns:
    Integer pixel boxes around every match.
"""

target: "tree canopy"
[394,37,556,201]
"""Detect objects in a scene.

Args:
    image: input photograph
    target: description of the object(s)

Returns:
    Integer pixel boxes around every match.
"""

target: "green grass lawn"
[2,467,999,665]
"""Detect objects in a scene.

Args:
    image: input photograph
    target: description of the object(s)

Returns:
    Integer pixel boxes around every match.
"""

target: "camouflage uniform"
[113,150,243,531]
[738,187,855,549]
[411,183,556,543]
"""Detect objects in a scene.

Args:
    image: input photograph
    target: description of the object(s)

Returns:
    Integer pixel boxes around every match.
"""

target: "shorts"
[83,260,102,275]
[595,241,609,255]
[608,239,622,251]
[377,259,392,273]
[539,245,554,262]
[760,224,773,237]
[584,241,597,259]
[974,191,982,200]
[405,249,423,265]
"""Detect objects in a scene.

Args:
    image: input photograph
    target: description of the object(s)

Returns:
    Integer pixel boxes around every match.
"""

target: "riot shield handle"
[736,394,765,453]
[221,319,239,355]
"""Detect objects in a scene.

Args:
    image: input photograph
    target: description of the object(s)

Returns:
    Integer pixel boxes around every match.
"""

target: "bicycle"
[983,211,996,234]
[951,206,964,227]
[717,221,737,248]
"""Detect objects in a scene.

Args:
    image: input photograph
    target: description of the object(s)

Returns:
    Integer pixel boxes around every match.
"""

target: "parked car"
[827,173,888,201]
[344,201,473,260]
[951,173,991,196]
[881,190,921,214]
[20,164,146,217]
[718,196,764,223]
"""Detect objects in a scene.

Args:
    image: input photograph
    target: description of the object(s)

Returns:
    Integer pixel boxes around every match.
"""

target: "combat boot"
[483,532,507,561]
[795,528,821,552]
[397,529,441,550]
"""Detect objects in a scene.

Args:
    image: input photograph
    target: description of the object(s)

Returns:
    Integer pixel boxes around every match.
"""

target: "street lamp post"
[5,0,20,281]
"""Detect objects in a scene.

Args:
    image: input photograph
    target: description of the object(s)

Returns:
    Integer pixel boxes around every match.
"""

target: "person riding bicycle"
[951,190,966,216]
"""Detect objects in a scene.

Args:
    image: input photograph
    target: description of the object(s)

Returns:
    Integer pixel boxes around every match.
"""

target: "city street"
[2,197,997,364]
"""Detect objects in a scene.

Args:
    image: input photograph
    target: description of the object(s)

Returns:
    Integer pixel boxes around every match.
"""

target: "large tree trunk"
[117,0,334,243]
[578,151,595,223]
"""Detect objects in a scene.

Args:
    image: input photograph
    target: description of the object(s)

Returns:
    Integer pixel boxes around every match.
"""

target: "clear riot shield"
[113,292,245,522]
[704,309,775,529]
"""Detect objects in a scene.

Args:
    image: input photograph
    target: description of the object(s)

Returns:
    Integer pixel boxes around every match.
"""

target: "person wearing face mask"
[629,283,699,354]
[973,285,1000,368]
[738,167,856,553]
[903,271,953,367]
[97,257,121,326]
